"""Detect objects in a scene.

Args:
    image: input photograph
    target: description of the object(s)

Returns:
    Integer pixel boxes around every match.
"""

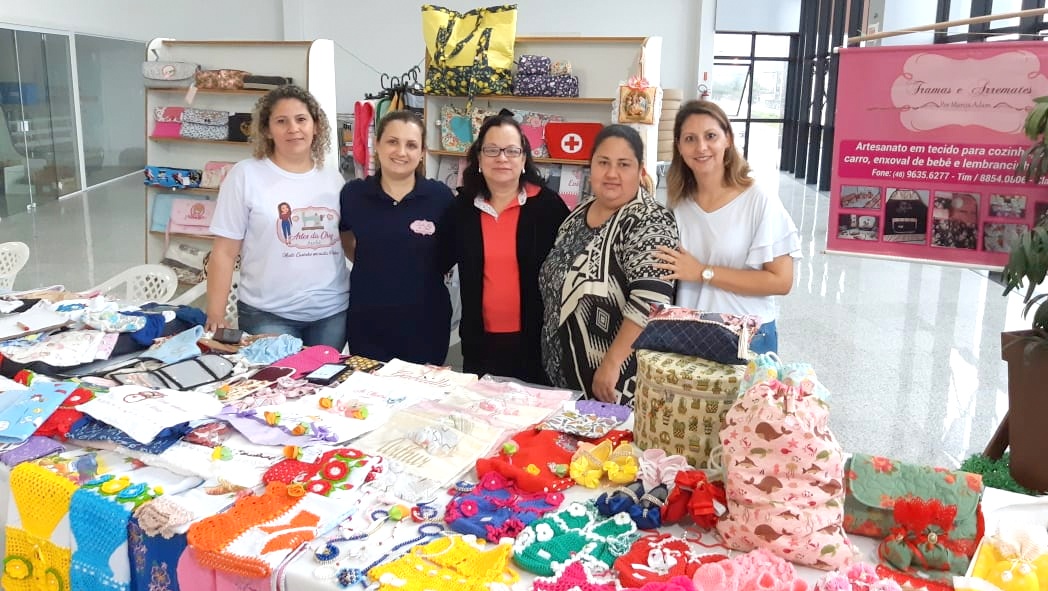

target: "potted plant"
[996,100,1048,491]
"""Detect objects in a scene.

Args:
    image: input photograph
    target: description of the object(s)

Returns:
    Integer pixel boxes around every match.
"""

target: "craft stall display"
[0,284,1041,591]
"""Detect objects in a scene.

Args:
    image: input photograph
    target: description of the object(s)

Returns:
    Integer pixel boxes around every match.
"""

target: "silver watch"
[701,267,714,282]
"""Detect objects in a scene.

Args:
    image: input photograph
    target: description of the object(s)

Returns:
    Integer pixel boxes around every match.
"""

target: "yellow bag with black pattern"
[421,4,517,97]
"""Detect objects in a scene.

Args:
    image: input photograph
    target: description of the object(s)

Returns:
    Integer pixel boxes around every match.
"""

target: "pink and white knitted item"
[814,563,902,591]
[692,548,809,591]
[532,560,619,591]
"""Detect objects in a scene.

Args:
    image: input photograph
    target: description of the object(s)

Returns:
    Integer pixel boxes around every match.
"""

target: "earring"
[478,167,482,173]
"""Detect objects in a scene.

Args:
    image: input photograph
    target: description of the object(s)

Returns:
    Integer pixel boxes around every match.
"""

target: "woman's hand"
[205,313,227,334]
[591,360,621,403]
[653,245,703,282]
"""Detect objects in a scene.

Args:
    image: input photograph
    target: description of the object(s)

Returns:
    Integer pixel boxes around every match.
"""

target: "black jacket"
[451,184,569,382]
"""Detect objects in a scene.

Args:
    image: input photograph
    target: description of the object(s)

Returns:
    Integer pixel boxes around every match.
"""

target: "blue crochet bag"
[632,304,760,365]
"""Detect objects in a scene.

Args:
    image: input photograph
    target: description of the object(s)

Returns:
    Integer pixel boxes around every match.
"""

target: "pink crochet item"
[637,575,698,591]
[814,563,902,591]
[692,548,809,591]
[532,560,618,591]
[640,448,692,490]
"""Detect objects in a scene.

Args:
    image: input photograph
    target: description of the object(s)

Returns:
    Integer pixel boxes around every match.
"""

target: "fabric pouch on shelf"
[199,161,235,189]
[180,108,230,141]
[516,110,563,158]
[152,106,184,138]
[194,69,248,90]
[843,453,984,582]
[439,103,473,152]
[517,54,552,75]
[242,75,292,90]
[142,61,199,88]
[144,166,202,190]
[166,197,216,238]
[633,303,761,365]
[226,113,252,143]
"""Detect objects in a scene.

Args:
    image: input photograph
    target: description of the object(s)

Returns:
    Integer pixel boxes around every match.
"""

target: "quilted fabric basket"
[633,349,744,469]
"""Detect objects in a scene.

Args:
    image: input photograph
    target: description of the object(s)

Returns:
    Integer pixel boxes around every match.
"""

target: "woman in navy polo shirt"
[339,111,455,364]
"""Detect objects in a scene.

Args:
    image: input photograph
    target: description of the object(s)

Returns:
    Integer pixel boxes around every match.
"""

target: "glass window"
[991,0,1021,29]
[714,33,752,57]
[754,35,790,57]
[744,122,784,170]
[711,63,751,118]
[75,34,145,187]
[751,61,788,119]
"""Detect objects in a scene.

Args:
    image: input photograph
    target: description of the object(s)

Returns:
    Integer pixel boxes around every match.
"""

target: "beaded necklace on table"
[309,519,447,589]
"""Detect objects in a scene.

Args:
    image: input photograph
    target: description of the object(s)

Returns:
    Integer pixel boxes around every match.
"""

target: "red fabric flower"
[307,480,332,496]
[460,500,479,517]
[321,460,349,482]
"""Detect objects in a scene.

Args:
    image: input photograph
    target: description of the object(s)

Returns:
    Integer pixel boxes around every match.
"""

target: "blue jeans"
[237,302,347,350]
[749,320,778,355]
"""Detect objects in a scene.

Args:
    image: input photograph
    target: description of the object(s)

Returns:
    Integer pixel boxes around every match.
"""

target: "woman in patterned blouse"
[539,125,679,405]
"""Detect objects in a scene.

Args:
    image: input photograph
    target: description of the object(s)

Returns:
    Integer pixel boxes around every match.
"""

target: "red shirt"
[478,184,540,333]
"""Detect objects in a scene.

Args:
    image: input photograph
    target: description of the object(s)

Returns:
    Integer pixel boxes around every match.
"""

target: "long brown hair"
[665,100,753,208]
[251,85,332,167]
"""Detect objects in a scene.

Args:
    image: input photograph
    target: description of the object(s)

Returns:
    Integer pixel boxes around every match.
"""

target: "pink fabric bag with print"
[168,198,216,237]
[153,106,184,138]
[716,377,857,570]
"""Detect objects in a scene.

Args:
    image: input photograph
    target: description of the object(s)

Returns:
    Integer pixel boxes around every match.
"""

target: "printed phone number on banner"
[837,140,1033,186]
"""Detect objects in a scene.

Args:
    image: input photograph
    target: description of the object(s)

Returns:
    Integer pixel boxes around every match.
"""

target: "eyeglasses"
[480,145,524,158]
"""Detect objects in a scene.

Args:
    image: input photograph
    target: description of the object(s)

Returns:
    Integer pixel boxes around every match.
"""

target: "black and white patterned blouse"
[539,194,679,405]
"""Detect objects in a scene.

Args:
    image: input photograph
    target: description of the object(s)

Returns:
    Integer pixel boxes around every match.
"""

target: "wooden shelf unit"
[422,35,663,182]
[143,38,336,264]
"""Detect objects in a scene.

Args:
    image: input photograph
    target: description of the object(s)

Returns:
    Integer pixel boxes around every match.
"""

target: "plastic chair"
[0,242,30,291]
[89,264,178,304]
[170,270,240,327]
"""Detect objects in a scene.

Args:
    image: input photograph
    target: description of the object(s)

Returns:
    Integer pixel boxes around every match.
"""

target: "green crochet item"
[959,453,1038,495]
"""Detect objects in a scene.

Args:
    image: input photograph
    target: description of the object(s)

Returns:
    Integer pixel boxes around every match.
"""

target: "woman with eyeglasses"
[339,110,455,364]
[449,110,569,383]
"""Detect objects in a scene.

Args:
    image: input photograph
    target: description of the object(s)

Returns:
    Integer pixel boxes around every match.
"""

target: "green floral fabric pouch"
[843,453,985,582]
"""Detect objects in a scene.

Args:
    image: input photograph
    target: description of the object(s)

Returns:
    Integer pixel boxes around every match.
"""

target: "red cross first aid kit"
[545,122,604,162]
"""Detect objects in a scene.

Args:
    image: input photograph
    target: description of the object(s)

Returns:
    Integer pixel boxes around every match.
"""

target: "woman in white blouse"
[653,100,800,354]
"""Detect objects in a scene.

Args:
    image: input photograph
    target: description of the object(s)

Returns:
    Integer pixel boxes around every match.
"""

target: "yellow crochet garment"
[4,463,78,591]
[368,535,518,591]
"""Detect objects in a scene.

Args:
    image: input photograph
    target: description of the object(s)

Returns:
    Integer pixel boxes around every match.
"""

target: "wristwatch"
[701,266,715,283]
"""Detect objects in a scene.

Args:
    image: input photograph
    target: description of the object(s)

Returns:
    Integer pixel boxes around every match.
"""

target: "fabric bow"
[626,76,650,90]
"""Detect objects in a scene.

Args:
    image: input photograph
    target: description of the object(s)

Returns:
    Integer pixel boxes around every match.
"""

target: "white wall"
[715,0,801,33]
[0,0,284,41]
[288,0,702,114]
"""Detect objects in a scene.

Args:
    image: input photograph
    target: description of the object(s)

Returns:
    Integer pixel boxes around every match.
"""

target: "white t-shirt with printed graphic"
[210,158,349,321]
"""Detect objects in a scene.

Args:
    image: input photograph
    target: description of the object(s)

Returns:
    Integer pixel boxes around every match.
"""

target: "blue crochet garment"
[70,486,134,591]
[444,471,564,542]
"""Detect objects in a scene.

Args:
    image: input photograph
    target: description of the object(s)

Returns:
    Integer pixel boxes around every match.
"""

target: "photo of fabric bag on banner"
[421,4,518,97]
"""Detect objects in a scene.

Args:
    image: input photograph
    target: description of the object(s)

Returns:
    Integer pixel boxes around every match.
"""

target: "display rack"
[422,36,663,182]
[143,38,336,264]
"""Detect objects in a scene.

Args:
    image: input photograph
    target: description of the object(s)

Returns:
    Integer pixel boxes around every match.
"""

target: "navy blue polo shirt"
[339,174,455,364]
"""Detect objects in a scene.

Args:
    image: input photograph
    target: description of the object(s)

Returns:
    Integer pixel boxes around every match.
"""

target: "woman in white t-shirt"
[206,85,349,348]
[653,100,800,354]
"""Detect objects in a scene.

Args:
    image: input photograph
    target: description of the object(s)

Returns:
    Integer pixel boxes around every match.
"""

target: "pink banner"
[829,42,1048,268]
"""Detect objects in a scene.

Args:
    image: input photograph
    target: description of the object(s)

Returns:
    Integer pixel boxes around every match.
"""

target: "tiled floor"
[0,167,1033,469]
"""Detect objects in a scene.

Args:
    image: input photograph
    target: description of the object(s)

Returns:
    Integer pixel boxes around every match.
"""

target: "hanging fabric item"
[421,4,518,98]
